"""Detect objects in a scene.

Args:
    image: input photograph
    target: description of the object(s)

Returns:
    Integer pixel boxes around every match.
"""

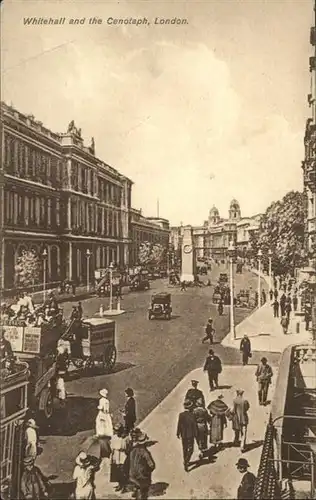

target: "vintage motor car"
[130,273,150,291]
[148,292,172,320]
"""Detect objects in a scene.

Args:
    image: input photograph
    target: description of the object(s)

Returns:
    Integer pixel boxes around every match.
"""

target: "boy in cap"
[236,458,256,499]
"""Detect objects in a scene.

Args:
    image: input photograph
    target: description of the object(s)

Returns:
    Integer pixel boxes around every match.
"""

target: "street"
[37,266,279,488]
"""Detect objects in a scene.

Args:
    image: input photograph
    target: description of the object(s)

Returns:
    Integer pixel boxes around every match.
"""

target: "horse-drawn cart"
[58,317,117,373]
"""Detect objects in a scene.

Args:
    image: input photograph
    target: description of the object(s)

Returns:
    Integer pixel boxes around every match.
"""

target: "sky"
[1,0,314,226]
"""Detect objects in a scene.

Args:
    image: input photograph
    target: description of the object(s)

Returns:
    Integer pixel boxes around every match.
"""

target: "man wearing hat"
[236,458,256,499]
[24,418,39,462]
[231,389,250,452]
[239,335,252,366]
[21,456,50,499]
[203,349,222,391]
[202,318,215,344]
[129,430,155,500]
[255,357,273,405]
[73,451,98,500]
[176,400,198,472]
[185,380,205,409]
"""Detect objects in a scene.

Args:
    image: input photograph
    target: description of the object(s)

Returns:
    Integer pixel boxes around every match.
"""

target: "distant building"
[170,200,261,263]
[1,102,132,291]
[130,208,170,266]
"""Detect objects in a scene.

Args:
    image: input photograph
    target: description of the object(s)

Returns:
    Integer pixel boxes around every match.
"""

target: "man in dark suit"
[236,458,256,499]
[176,400,198,472]
[203,349,222,391]
[123,387,136,433]
[185,380,205,408]
[239,335,252,366]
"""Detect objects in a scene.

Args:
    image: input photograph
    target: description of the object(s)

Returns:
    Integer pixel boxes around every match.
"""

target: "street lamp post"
[109,261,114,312]
[257,249,263,308]
[268,249,273,293]
[86,249,91,293]
[42,248,48,303]
[228,241,236,340]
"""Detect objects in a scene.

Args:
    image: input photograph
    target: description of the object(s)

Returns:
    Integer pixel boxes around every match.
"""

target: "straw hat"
[99,388,108,398]
[26,418,39,429]
[75,451,91,466]
[135,431,149,443]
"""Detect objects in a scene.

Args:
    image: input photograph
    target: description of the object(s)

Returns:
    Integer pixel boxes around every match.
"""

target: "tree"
[15,250,41,288]
[138,242,152,266]
[150,243,166,267]
[137,241,167,268]
[250,191,306,276]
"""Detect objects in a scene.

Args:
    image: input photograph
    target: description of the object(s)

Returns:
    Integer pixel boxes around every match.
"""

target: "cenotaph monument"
[180,225,195,283]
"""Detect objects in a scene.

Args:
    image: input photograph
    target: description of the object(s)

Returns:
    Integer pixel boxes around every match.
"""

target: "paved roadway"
[38,266,279,487]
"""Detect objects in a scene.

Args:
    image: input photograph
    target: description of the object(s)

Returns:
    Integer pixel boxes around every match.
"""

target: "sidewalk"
[221,302,312,353]
[91,365,277,500]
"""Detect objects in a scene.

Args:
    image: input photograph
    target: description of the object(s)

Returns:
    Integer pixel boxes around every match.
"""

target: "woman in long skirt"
[95,388,113,438]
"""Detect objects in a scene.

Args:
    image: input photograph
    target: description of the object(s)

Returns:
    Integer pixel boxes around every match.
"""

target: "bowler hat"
[191,380,198,385]
[236,458,250,468]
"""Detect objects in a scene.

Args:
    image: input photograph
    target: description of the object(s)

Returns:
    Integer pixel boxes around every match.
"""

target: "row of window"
[4,190,61,229]
[132,229,169,245]
[3,135,131,210]
[70,163,123,207]
[4,134,63,188]
[70,200,123,238]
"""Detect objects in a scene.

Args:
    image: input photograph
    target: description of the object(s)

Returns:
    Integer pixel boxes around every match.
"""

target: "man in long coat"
[239,335,251,366]
[231,389,250,452]
[176,400,198,472]
[203,349,222,391]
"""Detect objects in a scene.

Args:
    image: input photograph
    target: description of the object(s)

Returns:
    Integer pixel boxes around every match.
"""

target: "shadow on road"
[41,396,97,436]
[245,439,264,452]
[50,481,74,499]
[66,362,136,381]
[150,481,169,497]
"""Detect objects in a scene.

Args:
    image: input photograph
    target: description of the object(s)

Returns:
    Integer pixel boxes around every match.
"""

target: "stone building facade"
[1,102,132,291]
[302,19,316,267]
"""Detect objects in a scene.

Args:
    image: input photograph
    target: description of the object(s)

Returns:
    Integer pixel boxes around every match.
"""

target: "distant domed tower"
[229,199,241,220]
[209,205,220,226]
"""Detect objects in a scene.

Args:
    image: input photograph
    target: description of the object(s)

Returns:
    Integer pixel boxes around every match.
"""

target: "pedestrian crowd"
[71,386,155,500]
[0,290,64,328]
[269,275,312,333]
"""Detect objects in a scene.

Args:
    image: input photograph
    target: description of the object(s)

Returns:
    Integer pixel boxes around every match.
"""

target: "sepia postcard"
[1,0,316,499]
